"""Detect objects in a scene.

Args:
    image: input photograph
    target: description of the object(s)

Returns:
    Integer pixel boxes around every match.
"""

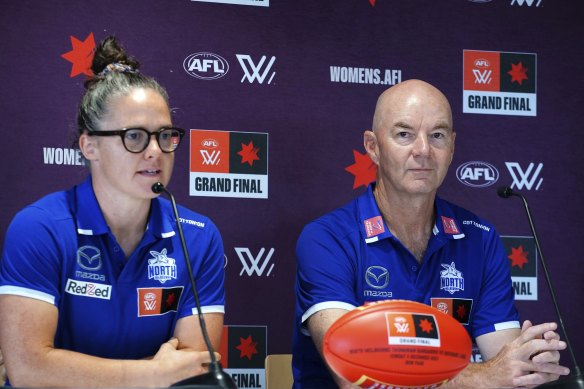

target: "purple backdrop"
[1,0,582,383]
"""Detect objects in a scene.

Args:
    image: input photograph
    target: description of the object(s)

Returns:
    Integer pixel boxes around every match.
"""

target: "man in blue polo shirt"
[292,79,569,388]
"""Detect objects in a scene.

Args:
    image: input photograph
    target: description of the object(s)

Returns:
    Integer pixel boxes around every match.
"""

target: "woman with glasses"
[0,36,226,387]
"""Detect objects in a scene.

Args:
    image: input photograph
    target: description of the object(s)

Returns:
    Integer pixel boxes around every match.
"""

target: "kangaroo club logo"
[147,249,177,284]
[440,262,465,294]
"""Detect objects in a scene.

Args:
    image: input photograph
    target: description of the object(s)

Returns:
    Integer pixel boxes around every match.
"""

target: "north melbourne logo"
[236,54,276,84]
[147,249,177,284]
[440,262,465,294]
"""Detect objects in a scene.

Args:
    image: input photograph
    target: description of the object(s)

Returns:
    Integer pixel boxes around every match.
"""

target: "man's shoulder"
[437,197,498,234]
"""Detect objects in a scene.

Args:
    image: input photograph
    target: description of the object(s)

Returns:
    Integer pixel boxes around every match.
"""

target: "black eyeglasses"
[87,127,185,153]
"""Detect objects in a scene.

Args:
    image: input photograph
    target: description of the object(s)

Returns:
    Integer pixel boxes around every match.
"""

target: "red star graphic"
[61,33,96,78]
[345,150,377,189]
[165,292,176,308]
[419,319,434,334]
[456,304,467,319]
[235,335,258,360]
[237,141,260,166]
[369,0,376,5]
[507,62,528,85]
[508,245,529,269]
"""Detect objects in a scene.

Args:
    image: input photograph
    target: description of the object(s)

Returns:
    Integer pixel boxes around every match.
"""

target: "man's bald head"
[372,79,453,134]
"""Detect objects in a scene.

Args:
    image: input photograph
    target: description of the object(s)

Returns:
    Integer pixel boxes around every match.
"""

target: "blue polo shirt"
[292,184,519,388]
[0,176,225,362]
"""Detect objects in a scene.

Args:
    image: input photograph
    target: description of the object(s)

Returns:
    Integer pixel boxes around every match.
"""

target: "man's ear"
[364,130,379,165]
[79,132,98,161]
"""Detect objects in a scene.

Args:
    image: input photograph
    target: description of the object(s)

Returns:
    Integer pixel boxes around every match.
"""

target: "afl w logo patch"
[137,286,183,317]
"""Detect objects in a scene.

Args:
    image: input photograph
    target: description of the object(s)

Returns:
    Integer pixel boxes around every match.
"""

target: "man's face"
[365,82,456,197]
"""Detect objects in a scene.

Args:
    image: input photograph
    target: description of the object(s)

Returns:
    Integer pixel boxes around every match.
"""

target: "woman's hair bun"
[90,36,140,78]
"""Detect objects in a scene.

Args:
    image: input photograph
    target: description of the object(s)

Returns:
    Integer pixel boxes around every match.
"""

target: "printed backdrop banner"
[0,0,582,376]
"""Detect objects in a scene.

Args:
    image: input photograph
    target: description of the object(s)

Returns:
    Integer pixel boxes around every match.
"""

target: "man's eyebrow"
[393,121,414,129]
[433,120,452,130]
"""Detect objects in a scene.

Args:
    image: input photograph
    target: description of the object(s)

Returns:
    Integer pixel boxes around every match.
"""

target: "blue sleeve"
[295,220,358,325]
[0,206,64,305]
[178,219,226,318]
[472,228,520,338]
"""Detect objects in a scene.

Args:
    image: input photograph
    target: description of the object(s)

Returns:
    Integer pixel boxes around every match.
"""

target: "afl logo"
[183,52,229,80]
[456,161,499,188]
[474,58,490,68]
[201,138,219,149]
[365,266,390,289]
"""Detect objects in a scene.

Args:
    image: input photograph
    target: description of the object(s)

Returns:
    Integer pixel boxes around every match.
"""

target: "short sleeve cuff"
[300,301,356,335]
[0,285,56,305]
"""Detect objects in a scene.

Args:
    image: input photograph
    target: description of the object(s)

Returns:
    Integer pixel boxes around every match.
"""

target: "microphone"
[498,186,583,389]
[152,182,237,389]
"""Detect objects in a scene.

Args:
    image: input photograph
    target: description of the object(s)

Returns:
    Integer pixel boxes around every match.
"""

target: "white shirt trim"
[494,320,521,331]
[0,285,55,305]
[365,236,379,244]
[300,301,356,335]
[77,228,94,235]
[191,305,225,315]
[161,231,176,238]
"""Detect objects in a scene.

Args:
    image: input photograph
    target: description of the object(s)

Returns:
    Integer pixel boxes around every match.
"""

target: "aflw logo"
[505,162,543,190]
[473,69,492,84]
[393,317,410,333]
[236,54,276,84]
[200,150,221,165]
[511,0,542,6]
[143,292,157,311]
[235,247,275,276]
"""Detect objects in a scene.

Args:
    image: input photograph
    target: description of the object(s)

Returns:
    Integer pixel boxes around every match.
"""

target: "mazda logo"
[365,266,389,289]
[77,245,102,271]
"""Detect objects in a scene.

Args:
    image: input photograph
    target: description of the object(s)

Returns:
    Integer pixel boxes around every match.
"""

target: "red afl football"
[323,300,472,388]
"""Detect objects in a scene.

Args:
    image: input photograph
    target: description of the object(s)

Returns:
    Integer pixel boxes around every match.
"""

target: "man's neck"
[373,184,436,263]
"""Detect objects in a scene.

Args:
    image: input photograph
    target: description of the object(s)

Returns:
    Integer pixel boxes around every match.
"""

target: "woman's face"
[82,87,175,202]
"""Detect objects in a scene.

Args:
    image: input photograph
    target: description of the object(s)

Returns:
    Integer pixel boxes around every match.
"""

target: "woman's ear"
[78,132,98,161]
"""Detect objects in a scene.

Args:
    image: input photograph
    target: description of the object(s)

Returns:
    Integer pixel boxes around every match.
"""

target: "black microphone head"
[151,182,165,194]
[497,186,514,199]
